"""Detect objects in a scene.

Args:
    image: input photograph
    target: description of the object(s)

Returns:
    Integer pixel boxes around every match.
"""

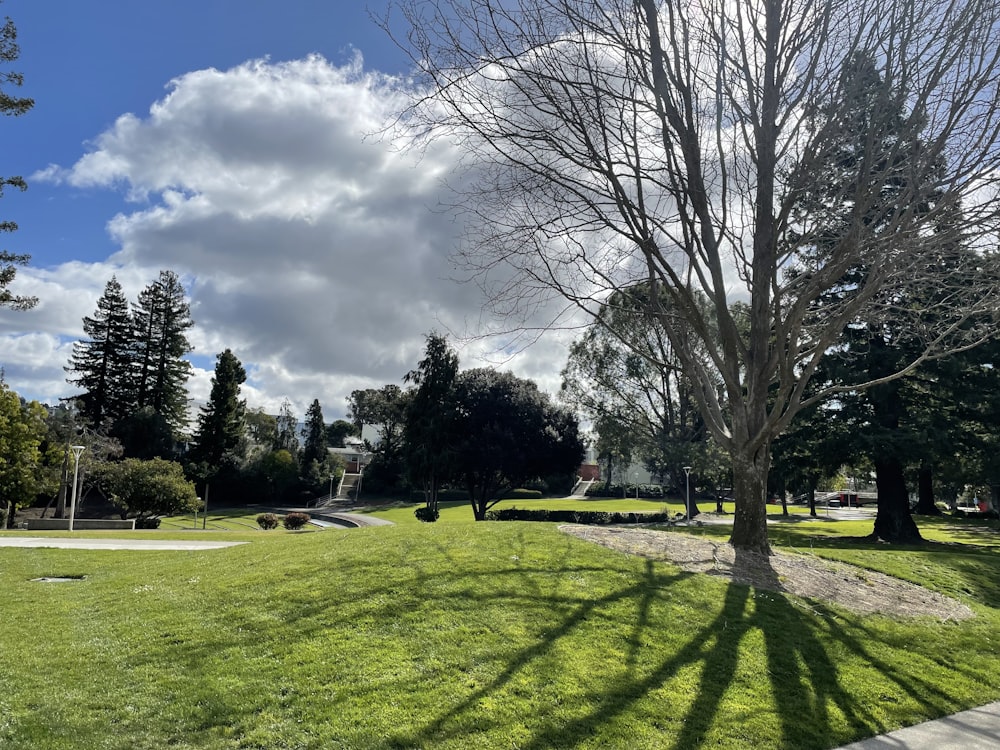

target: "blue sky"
[0,1,569,422]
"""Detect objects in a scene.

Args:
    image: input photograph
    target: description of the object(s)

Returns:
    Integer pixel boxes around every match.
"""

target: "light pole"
[68,445,85,532]
[329,474,335,504]
[683,466,692,519]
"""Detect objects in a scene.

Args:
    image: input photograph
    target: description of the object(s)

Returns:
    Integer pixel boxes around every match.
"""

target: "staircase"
[337,473,363,500]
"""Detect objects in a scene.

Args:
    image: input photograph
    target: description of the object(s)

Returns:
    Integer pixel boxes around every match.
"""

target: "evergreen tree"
[0,13,37,312]
[274,399,299,457]
[789,53,957,543]
[132,270,193,434]
[190,349,247,470]
[403,333,459,513]
[300,399,328,469]
[66,276,135,428]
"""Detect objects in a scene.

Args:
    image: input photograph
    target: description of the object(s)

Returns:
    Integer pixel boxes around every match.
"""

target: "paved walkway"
[831,701,1000,749]
[0,537,246,551]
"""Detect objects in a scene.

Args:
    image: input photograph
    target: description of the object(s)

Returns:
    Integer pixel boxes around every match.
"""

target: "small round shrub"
[414,506,440,522]
[134,516,161,529]
[256,513,280,530]
[283,512,311,530]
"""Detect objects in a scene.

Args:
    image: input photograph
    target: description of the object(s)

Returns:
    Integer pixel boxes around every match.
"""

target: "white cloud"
[1,54,571,422]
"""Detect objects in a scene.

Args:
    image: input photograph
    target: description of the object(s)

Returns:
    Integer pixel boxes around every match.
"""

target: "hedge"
[484,507,674,525]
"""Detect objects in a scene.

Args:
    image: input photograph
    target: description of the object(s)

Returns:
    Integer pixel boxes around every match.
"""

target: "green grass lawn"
[2,509,1000,749]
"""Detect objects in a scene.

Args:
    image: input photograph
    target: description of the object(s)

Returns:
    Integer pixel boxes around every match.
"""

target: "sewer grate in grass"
[31,575,86,583]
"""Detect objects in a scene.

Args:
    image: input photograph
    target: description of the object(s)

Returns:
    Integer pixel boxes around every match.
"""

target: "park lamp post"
[683,466,693,520]
[329,474,335,504]
[68,445,86,532]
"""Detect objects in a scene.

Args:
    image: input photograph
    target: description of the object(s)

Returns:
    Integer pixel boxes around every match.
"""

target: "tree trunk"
[55,450,69,518]
[914,462,940,515]
[808,485,817,518]
[729,448,772,554]
[872,456,922,543]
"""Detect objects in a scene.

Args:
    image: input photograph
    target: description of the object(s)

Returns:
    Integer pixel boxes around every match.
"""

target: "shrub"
[134,516,161,529]
[283,512,311,530]
[256,513,280,530]
[500,488,544,500]
[0,507,7,528]
[484,507,672,525]
[414,506,440,522]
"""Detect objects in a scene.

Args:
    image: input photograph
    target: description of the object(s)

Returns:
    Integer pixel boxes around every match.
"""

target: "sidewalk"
[832,701,1000,749]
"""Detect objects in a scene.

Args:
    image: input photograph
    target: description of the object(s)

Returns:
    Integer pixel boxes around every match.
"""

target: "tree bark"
[914,462,940,515]
[872,456,922,543]
[729,448,772,555]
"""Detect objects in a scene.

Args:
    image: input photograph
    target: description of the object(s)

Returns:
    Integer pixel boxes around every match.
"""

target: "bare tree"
[387,0,1000,553]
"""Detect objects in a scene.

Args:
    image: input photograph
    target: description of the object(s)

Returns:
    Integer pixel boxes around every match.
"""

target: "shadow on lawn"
[390,544,952,750]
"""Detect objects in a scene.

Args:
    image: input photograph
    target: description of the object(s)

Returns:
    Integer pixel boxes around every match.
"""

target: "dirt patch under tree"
[559,524,973,621]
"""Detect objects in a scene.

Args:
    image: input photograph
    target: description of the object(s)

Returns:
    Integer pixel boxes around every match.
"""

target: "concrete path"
[831,701,1000,749]
[0,537,246,551]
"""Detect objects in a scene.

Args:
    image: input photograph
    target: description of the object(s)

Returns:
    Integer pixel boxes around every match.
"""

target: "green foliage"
[499,488,543,500]
[257,449,300,503]
[414,506,440,522]
[300,399,328,469]
[485,507,673,524]
[134,516,161,529]
[96,457,199,518]
[274,398,299,457]
[348,384,412,489]
[282,512,310,530]
[326,419,359,448]
[404,332,460,512]
[66,276,135,428]
[0,380,47,526]
[561,285,720,492]
[113,406,176,460]
[0,16,36,312]
[132,270,193,437]
[449,368,585,520]
[0,251,37,311]
[586,483,665,498]
[256,513,280,530]
[190,349,247,471]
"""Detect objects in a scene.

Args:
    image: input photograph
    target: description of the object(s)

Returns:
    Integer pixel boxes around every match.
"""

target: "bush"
[0,507,7,528]
[500,488,544,500]
[256,513,280,530]
[134,516,161,529]
[414,506,440,522]
[283,512,311,530]
[484,507,673,525]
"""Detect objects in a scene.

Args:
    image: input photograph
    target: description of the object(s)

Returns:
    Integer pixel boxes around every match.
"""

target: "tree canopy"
[391,0,1000,552]
[448,368,585,520]
[0,11,36,312]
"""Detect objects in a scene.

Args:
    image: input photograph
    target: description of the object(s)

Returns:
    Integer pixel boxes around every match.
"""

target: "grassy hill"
[2,513,999,749]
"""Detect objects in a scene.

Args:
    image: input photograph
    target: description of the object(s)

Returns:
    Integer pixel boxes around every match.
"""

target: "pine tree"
[0,14,37,312]
[132,270,193,434]
[791,54,971,542]
[66,276,136,428]
[403,333,459,513]
[300,399,328,469]
[274,399,299,457]
[190,349,247,471]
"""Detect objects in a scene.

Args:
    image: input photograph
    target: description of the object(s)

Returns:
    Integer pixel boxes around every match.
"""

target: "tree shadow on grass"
[394,545,942,750]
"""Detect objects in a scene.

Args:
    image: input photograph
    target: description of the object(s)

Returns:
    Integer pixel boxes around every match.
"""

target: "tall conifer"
[66,276,135,428]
